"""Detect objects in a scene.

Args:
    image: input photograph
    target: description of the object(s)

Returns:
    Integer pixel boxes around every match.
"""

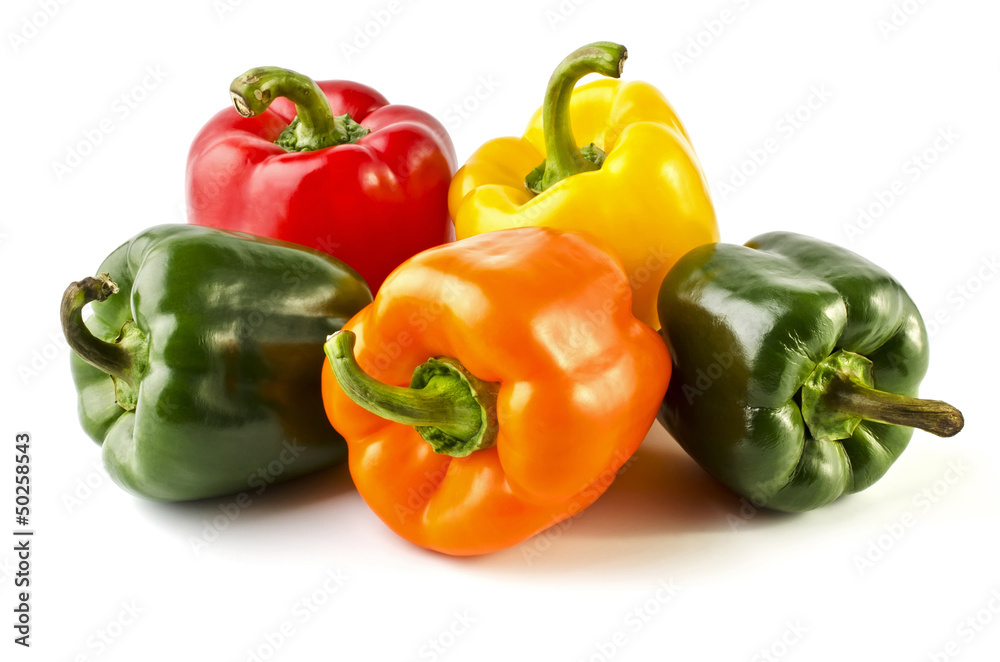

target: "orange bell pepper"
[321,227,670,556]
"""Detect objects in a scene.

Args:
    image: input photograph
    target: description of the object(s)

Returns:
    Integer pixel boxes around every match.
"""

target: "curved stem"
[230,67,368,152]
[325,331,499,457]
[827,376,964,438]
[801,350,964,440]
[60,274,134,387]
[526,42,627,194]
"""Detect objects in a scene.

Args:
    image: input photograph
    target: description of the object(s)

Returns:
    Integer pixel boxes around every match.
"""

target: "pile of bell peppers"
[62,42,963,556]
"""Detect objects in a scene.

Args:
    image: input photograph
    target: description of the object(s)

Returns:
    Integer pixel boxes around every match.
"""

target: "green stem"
[525,41,628,195]
[60,274,133,387]
[324,330,500,457]
[826,376,964,438]
[801,350,964,440]
[229,66,369,153]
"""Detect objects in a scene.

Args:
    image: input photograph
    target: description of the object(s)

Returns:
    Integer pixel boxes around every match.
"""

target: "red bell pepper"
[185,66,456,292]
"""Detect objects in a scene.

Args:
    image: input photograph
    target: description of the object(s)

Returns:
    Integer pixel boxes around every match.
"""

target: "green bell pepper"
[60,224,372,501]
[657,232,964,512]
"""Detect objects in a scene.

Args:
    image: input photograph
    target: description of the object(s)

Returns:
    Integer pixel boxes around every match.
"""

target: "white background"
[2,0,999,660]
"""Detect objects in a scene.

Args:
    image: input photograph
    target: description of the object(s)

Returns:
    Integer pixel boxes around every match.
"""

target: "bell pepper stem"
[229,67,369,153]
[325,330,499,457]
[61,274,133,387]
[527,42,628,194]
[802,350,964,440]
[826,376,964,438]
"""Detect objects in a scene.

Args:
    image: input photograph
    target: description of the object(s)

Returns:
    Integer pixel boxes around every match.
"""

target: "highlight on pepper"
[186,65,456,293]
[448,41,719,329]
[60,224,372,502]
[320,226,671,556]
[56,38,970,559]
[657,232,965,512]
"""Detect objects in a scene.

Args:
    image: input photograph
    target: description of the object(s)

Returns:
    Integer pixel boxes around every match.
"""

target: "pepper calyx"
[801,349,964,441]
[409,357,500,457]
[325,330,500,457]
[274,113,369,153]
[525,143,606,195]
[801,350,874,441]
[230,66,370,153]
[61,273,148,412]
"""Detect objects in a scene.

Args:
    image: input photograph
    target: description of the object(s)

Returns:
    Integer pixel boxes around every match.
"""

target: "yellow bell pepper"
[448,42,719,328]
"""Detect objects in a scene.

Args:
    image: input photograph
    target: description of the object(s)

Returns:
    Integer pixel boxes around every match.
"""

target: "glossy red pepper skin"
[185,78,456,292]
